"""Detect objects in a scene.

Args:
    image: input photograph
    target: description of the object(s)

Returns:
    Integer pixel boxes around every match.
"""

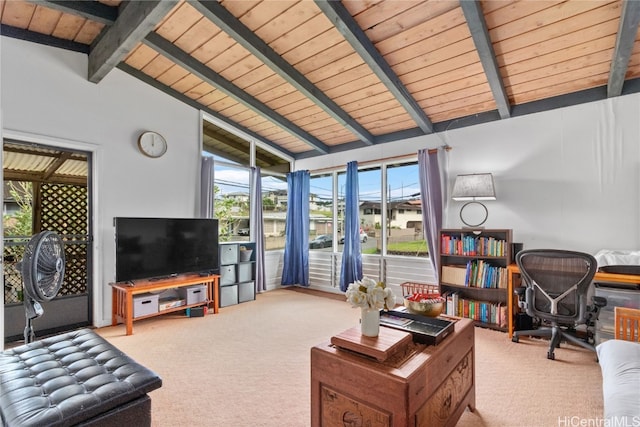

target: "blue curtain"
[250,167,266,293]
[339,161,362,291]
[418,149,443,281]
[281,170,310,286]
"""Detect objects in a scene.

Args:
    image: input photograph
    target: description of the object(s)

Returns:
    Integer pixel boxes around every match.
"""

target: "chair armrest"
[514,286,526,298]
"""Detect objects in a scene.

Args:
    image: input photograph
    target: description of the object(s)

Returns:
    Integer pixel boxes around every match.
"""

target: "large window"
[309,173,334,251]
[309,159,427,257]
[261,172,287,250]
[256,143,290,251]
[203,113,427,259]
[386,162,427,257]
[212,159,251,242]
[338,167,381,254]
[202,116,292,249]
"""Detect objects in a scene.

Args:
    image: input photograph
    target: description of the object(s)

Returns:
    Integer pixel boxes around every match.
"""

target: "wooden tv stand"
[111,274,219,336]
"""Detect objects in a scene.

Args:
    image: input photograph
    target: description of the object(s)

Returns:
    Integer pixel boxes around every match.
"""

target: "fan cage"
[21,231,65,302]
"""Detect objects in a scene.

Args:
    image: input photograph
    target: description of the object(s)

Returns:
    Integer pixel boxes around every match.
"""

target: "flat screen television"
[115,217,219,282]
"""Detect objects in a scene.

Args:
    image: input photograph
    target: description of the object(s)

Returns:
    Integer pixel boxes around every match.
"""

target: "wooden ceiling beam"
[192,0,375,146]
[314,0,434,134]
[116,62,298,159]
[143,32,330,155]
[3,144,86,162]
[3,143,87,185]
[42,152,73,180]
[608,0,640,97]
[0,24,89,54]
[27,0,117,26]
[3,170,87,186]
[88,1,178,83]
[460,0,511,119]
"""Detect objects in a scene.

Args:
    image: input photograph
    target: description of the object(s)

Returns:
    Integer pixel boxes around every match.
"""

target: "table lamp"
[451,173,496,227]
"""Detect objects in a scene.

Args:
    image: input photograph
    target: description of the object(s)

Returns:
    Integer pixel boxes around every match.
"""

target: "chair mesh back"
[517,250,597,324]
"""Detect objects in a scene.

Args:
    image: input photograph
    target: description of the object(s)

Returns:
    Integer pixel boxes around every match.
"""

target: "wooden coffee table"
[311,317,475,427]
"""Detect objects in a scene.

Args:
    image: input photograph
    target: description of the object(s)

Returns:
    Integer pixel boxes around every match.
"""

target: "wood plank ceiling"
[2,0,640,161]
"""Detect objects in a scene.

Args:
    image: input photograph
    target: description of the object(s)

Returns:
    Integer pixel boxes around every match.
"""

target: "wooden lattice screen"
[37,183,88,296]
[3,183,89,304]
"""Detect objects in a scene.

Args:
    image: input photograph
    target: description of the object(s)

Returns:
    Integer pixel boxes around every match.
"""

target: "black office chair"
[512,249,606,360]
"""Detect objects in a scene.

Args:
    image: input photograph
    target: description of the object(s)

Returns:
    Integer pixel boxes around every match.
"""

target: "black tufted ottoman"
[0,328,162,426]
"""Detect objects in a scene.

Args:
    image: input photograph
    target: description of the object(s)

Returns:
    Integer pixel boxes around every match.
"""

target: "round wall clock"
[137,131,167,158]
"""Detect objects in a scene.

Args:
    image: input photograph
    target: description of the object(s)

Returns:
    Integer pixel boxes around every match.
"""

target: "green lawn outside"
[363,240,429,256]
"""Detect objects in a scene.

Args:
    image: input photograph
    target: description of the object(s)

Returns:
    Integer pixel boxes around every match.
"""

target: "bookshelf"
[439,228,512,331]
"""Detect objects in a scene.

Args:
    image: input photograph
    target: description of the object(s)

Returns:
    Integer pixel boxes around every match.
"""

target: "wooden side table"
[311,318,475,427]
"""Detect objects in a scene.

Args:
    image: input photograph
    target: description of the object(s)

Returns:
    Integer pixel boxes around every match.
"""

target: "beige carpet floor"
[96,288,604,426]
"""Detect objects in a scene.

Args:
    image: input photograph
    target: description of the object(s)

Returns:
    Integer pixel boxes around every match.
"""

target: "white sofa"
[596,339,640,425]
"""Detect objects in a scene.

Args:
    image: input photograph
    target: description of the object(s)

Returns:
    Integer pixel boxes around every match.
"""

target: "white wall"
[296,94,640,256]
[1,37,202,330]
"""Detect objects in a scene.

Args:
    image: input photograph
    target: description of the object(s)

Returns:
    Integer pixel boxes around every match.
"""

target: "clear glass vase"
[360,307,380,337]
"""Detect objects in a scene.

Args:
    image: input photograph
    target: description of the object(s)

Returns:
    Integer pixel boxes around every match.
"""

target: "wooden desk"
[507,264,640,338]
[311,318,475,427]
[111,274,219,336]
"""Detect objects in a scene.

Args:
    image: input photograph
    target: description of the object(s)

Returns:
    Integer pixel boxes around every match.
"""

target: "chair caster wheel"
[547,351,555,360]
[512,336,519,343]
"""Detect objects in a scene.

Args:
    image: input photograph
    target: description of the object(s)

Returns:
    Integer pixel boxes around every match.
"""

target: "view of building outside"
[211,155,288,250]
[308,161,428,257]
[260,173,288,250]
[334,167,380,253]
[212,159,251,242]
[385,162,428,257]
[308,173,333,249]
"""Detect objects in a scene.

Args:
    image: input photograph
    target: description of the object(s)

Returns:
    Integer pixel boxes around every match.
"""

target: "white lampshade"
[451,173,496,201]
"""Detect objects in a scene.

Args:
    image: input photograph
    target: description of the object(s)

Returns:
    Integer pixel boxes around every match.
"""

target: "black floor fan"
[17,231,66,344]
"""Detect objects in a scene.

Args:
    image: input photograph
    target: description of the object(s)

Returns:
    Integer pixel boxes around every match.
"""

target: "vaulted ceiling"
[2,0,640,161]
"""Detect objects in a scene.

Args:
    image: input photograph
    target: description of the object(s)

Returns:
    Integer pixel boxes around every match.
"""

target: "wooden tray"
[330,326,412,362]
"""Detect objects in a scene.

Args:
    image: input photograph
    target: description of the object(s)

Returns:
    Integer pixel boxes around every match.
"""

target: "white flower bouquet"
[345,277,396,310]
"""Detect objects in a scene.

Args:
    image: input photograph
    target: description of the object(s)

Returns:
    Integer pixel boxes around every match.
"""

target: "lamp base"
[459,201,488,227]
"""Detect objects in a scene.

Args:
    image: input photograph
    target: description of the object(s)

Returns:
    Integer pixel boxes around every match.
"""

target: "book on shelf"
[497,303,507,328]
[442,292,506,328]
[441,234,508,257]
[441,262,507,288]
[464,260,507,289]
